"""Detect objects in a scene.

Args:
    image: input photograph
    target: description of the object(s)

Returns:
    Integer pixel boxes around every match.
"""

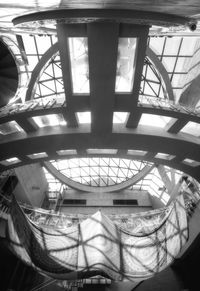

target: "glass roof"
[8,33,198,104]
[50,158,150,187]
[115,38,137,92]
[140,56,167,99]
[35,53,64,99]
[148,36,197,102]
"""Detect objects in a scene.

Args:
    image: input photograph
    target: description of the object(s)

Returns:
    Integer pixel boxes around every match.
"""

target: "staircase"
[0,39,19,107]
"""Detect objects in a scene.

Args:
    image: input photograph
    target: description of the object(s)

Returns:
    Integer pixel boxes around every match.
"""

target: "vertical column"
[88,22,119,134]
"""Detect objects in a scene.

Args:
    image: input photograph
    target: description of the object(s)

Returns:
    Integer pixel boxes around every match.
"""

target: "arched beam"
[0,127,199,181]
[44,161,154,193]
[25,42,59,101]
[146,46,174,101]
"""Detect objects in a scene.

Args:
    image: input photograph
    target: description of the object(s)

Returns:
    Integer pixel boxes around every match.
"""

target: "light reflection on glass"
[113,112,128,124]
[77,112,91,124]
[68,38,89,94]
[56,149,77,156]
[27,152,48,159]
[127,150,147,156]
[183,158,200,167]
[139,113,174,129]
[115,38,137,92]
[0,121,24,135]
[0,157,21,166]
[32,113,66,128]
[180,121,200,137]
[155,153,175,160]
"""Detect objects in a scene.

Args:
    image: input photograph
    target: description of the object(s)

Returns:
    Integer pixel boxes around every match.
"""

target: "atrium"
[0,1,200,291]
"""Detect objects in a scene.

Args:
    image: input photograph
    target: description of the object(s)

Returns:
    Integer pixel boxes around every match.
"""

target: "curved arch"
[26,42,59,101]
[13,9,195,28]
[43,160,154,193]
[0,127,199,181]
[26,43,174,103]
[146,46,174,101]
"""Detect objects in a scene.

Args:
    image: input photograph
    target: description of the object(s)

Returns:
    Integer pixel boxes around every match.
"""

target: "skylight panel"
[27,152,48,159]
[113,112,128,124]
[77,112,91,124]
[50,157,152,187]
[139,113,174,129]
[127,150,147,156]
[179,37,196,55]
[27,56,39,71]
[115,38,137,92]
[35,35,51,54]
[56,149,77,156]
[183,158,200,167]
[0,157,21,166]
[164,38,182,56]
[155,153,175,160]
[23,35,37,54]
[87,149,117,155]
[162,57,176,72]
[149,37,165,55]
[0,121,24,135]
[31,114,66,128]
[180,121,200,137]
[161,193,170,205]
[68,38,89,94]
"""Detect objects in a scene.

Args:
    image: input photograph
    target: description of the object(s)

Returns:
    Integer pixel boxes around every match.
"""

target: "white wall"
[14,164,48,207]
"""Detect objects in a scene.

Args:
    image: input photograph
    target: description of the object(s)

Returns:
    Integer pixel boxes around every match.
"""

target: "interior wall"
[59,189,153,215]
[14,163,48,207]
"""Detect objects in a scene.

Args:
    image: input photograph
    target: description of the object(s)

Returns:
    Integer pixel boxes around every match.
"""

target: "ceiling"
[0,2,200,205]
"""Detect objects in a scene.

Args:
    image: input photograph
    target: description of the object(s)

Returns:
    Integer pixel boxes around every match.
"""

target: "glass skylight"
[50,158,150,187]
[68,38,89,94]
[113,112,129,124]
[139,113,174,128]
[0,121,24,135]
[87,149,117,155]
[183,158,200,167]
[27,152,48,159]
[127,150,147,156]
[149,36,197,101]
[56,149,77,156]
[34,53,64,99]
[115,38,137,92]
[180,121,200,137]
[140,57,167,100]
[0,157,21,166]
[31,113,66,128]
[155,153,175,160]
[77,112,91,124]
